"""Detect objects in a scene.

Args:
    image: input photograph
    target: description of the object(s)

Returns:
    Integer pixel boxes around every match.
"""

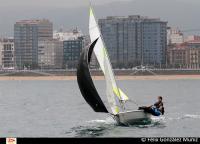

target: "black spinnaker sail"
[77,38,108,113]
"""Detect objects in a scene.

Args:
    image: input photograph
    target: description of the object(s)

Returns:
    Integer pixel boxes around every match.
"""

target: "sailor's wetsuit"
[150,106,162,116]
[139,101,164,116]
[150,101,164,116]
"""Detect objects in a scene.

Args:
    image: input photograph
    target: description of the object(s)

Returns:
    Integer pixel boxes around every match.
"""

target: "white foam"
[184,114,200,119]
[87,117,116,125]
[151,116,166,122]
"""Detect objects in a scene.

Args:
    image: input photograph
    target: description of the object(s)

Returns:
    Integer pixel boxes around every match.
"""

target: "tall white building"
[167,27,184,45]
[0,38,15,69]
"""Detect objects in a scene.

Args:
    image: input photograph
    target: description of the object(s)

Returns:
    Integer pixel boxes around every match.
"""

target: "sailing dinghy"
[77,6,151,125]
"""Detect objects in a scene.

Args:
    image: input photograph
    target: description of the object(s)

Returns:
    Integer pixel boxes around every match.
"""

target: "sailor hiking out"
[138,96,165,116]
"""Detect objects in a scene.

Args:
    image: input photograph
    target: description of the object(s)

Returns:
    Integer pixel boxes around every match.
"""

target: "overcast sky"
[0,0,198,8]
[0,0,128,8]
[0,0,200,36]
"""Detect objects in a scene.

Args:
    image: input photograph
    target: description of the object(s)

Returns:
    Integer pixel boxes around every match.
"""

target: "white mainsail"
[89,6,129,114]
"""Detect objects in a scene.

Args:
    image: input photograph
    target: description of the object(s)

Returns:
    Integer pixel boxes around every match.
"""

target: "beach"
[0,75,199,80]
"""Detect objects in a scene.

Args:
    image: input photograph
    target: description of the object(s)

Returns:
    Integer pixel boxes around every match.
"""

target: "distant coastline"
[0,69,199,80]
[0,69,200,76]
[0,75,199,81]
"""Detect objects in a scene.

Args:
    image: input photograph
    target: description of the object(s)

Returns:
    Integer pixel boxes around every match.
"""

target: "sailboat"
[77,6,151,125]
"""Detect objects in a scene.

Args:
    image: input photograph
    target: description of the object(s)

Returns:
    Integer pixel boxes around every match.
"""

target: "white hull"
[114,110,151,125]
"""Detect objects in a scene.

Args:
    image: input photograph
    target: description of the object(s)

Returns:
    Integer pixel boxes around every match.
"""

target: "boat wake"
[68,117,116,137]
[66,116,166,137]
[129,116,166,128]
[151,116,166,122]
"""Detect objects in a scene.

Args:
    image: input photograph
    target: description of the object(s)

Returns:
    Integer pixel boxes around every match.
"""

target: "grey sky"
[0,0,127,8]
[0,0,199,8]
[0,0,200,37]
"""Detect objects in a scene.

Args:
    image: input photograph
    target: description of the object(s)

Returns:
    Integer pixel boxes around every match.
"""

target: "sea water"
[0,79,199,137]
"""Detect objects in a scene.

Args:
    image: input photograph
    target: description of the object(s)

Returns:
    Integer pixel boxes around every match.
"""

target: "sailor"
[138,96,164,116]
[154,96,164,115]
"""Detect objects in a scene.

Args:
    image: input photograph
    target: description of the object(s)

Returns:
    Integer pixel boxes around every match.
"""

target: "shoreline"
[0,75,199,80]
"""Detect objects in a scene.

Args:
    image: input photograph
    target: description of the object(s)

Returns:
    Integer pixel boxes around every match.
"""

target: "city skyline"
[0,1,199,70]
[0,18,200,70]
[0,0,200,37]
